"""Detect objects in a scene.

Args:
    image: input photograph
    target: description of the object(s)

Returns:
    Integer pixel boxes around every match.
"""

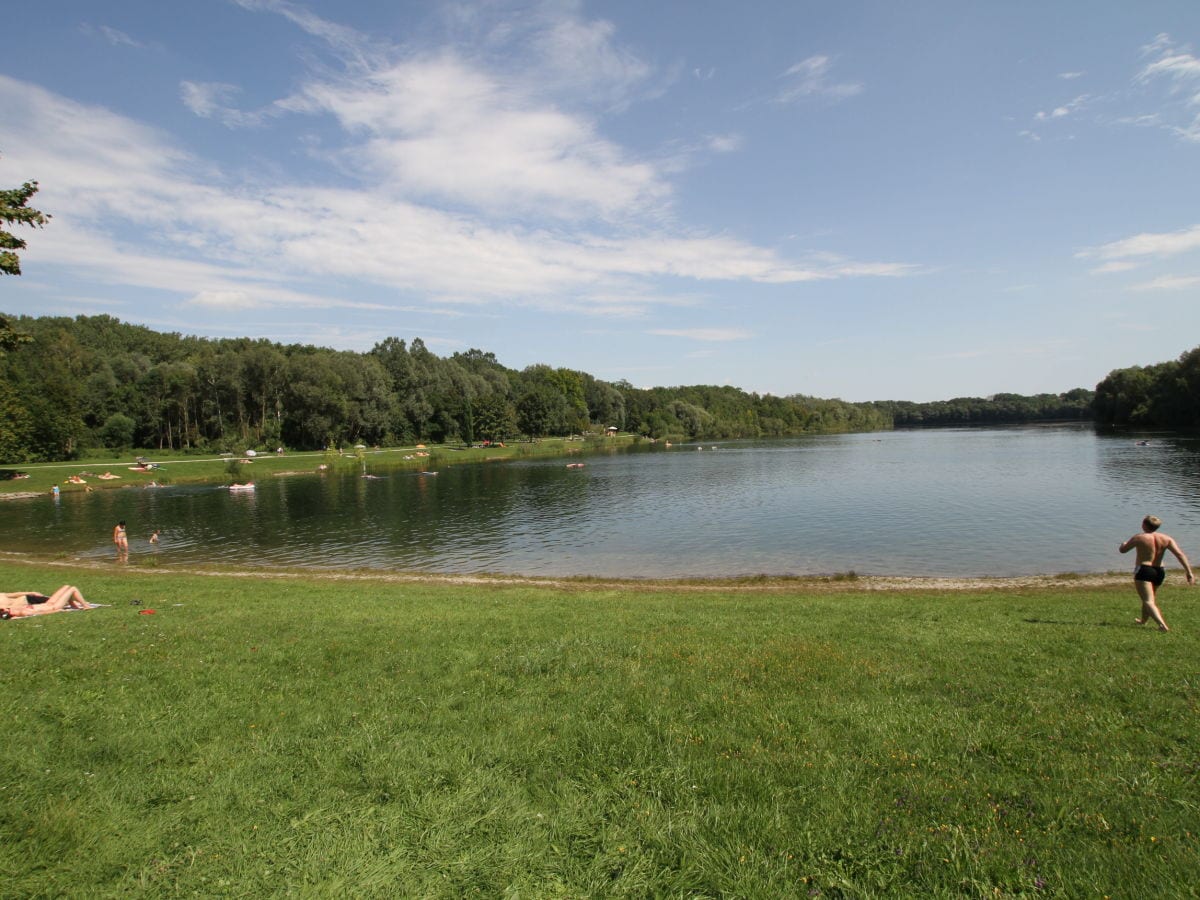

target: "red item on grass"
[138,609,156,615]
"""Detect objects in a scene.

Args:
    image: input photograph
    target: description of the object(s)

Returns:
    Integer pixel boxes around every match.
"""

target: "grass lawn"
[2,562,1197,897]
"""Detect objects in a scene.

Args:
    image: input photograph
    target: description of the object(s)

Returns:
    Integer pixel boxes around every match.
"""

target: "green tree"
[0,373,34,462]
[517,384,568,439]
[99,413,137,451]
[1094,366,1156,426]
[1,178,50,352]
[1,179,49,277]
[474,393,518,442]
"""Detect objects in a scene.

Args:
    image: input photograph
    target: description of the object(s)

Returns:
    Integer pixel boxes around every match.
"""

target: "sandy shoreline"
[0,552,1128,593]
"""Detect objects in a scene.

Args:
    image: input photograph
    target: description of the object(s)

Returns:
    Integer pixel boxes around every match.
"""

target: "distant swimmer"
[149,530,160,544]
[1119,515,1195,632]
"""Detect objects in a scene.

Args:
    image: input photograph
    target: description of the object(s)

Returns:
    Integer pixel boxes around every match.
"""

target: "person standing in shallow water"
[1119,515,1195,632]
[113,520,129,558]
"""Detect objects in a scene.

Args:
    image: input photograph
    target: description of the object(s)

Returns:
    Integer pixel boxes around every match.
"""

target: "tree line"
[0,314,894,462]
[871,345,1200,431]
[872,390,1095,427]
[7,315,1191,465]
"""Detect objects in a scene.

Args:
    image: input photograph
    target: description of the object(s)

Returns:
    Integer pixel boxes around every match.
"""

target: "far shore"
[0,434,635,498]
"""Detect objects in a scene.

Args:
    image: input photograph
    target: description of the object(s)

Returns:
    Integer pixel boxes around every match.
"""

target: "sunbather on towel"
[1,586,96,619]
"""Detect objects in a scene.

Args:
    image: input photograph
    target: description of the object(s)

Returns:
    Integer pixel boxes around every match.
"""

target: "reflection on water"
[7,426,1200,578]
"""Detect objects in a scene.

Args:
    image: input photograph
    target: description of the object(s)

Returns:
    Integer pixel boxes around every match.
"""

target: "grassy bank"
[0,435,633,498]
[2,562,1196,897]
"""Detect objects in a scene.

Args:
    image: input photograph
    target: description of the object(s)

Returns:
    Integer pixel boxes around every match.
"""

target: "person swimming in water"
[1119,515,1195,632]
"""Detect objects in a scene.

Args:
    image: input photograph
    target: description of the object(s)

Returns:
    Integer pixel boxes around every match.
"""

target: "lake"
[8,426,1200,578]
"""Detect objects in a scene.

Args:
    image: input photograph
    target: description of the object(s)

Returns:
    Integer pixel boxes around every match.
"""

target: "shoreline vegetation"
[3,559,1196,896]
[0,433,634,498]
[0,313,1124,470]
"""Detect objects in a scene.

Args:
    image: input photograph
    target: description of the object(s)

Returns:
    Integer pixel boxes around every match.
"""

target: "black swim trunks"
[25,593,50,605]
[1134,564,1165,587]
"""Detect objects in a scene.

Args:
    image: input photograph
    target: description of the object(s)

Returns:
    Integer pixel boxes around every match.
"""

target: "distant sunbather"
[1,586,95,619]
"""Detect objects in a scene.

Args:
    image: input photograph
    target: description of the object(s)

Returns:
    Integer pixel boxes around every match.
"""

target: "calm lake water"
[9,426,1200,578]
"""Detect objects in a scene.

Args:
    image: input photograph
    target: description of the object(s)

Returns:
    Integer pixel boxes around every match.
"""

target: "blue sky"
[3,1,1200,402]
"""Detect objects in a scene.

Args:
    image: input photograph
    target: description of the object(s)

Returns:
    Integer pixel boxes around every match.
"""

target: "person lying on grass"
[1,586,96,619]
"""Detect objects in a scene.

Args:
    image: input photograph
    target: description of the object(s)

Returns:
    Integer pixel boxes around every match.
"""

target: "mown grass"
[0,435,629,497]
[2,562,1197,897]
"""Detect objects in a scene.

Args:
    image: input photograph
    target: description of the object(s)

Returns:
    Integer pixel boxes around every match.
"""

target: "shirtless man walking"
[1119,515,1195,631]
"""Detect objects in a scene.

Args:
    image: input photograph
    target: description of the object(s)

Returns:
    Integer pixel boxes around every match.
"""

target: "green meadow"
[2,561,1197,898]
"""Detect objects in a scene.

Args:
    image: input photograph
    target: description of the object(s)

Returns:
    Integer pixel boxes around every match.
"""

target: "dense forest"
[1092,346,1200,430]
[0,314,895,462]
[2,315,1193,464]
[872,391,1095,426]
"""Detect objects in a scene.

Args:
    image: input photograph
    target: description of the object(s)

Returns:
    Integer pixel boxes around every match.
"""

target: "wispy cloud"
[649,328,753,342]
[1059,71,1085,80]
[1137,35,1200,84]
[1131,274,1200,291]
[1034,94,1089,121]
[1090,260,1139,275]
[706,133,743,154]
[1133,34,1200,142]
[231,0,384,71]
[1078,224,1200,261]
[80,24,144,49]
[180,82,271,128]
[774,56,862,104]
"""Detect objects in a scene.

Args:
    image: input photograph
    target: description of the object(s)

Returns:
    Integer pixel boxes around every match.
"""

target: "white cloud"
[706,133,743,154]
[180,82,268,128]
[1090,261,1139,275]
[1133,34,1200,142]
[282,54,669,222]
[189,290,262,309]
[1059,71,1085,80]
[1131,274,1200,291]
[231,0,383,71]
[649,328,753,342]
[774,56,862,104]
[0,1,921,333]
[1034,94,1089,121]
[1079,224,1200,261]
[1138,42,1200,84]
[80,23,144,49]
[529,15,655,107]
